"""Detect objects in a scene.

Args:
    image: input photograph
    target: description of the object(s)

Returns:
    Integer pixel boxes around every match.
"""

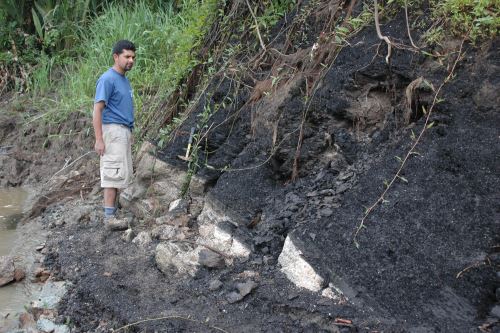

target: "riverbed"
[0,187,46,317]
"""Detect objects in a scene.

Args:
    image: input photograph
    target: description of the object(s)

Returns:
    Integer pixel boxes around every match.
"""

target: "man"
[93,40,136,230]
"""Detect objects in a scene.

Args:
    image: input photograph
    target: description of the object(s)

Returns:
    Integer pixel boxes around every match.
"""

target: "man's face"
[113,49,135,73]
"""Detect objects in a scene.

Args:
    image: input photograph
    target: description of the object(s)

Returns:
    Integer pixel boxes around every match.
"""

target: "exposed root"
[403,76,424,124]
[374,0,393,64]
[404,0,418,49]
[353,37,466,247]
[456,257,492,279]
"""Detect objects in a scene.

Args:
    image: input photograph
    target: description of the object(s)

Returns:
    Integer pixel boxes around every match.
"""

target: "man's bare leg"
[103,188,117,218]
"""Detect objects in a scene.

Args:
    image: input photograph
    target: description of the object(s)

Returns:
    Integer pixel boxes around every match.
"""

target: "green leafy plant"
[432,0,498,42]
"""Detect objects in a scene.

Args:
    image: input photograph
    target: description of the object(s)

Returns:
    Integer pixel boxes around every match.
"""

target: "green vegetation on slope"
[0,0,498,137]
[28,0,218,127]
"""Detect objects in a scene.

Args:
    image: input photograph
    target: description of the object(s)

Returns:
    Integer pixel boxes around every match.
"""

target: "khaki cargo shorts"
[100,124,133,189]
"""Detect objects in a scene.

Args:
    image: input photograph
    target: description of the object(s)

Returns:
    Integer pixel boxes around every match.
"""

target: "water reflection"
[0,188,27,257]
[0,187,34,317]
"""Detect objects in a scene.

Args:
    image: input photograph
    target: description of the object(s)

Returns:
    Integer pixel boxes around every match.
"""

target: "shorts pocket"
[102,155,125,181]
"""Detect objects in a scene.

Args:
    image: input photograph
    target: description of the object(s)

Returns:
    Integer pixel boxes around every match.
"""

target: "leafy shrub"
[33,0,217,126]
[434,0,498,41]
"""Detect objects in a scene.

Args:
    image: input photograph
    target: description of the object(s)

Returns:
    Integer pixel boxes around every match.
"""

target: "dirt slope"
[1,2,498,332]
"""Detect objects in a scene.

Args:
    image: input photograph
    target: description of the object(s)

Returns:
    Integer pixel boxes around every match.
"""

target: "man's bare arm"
[93,101,105,156]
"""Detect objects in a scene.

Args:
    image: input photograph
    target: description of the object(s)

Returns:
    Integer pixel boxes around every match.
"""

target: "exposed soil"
[0,3,499,333]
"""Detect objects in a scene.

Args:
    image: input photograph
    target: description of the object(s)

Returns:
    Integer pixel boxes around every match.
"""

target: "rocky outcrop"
[120,142,188,218]
[155,241,200,276]
[0,255,15,286]
[197,194,253,259]
[278,235,324,292]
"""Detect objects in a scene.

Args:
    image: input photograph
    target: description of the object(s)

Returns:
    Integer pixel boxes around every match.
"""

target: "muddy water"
[0,188,45,316]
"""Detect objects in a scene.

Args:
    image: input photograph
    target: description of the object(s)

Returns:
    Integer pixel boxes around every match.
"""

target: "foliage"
[256,0,296,32]
[435,0,499,41]
[30,0,217,127]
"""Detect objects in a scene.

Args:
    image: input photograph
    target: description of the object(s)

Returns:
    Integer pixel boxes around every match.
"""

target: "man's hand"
[95,139,105,156]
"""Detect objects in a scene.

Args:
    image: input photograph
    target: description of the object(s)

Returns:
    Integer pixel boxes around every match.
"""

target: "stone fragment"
[151,225,187,240]
[34,267,51,283]
[491,305,500,319]
[155,213,190,227]
[197,199,252,259]
[198,249,225,269]
[37,317,70,333]
[106,217,129,231]
[321,286,346,303]
[132,231,152,248]
[189,173,218,196]
[19,313,37,331]
[14,268,26,281]
[119,182,147,208]
[155,242,199,276]
[320,208,333,217]
[236,280,257,297]
[226,291,244,304]
[121,228,134,242]
[152,225,177,239]
[208,279,223,291]
[263,255,273,265]
[169,199,189,213]
[0,255,15,286]
[32,281,69,310]
[278,235,325,292]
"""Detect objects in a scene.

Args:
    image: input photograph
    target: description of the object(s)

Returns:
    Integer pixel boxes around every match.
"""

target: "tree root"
[374,0,393,64]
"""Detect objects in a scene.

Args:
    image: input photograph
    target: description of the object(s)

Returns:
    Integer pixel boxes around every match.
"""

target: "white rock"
[169,199,188,213]
[37,318,70,333]
[230,239,251,258]
[278,235,325,292]
[209,279,223,291]
[155,242,200,276]
[197,199,252,259]
[132,231,152,247]
[236,280,257,297]
[32,281,69,309]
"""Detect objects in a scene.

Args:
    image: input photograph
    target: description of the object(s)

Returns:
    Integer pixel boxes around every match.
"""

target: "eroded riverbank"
[0,3,498,332]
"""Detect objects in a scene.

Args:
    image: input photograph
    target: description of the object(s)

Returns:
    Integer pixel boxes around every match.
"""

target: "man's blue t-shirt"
[94,68,134,129]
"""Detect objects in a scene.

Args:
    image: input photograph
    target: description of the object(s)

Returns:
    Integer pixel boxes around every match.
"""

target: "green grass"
[28,0,218,129]
[436,0,499,41]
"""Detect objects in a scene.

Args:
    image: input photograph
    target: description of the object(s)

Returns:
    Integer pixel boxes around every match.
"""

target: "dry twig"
[456,257,491,279]
[245,0,267,53]
[112,315,229,333]
[45,151,94,186]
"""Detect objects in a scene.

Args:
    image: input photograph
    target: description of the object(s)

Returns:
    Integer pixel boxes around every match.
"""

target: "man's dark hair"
[112,40,136,55]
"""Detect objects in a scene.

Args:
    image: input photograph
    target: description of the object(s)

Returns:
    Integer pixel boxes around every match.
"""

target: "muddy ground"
[0,3,499,333]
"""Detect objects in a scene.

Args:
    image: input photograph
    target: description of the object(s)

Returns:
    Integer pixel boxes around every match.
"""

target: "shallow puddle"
[0,187,45,317]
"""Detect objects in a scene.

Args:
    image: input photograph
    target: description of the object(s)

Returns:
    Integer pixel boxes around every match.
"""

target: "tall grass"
[31,0,217,127]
